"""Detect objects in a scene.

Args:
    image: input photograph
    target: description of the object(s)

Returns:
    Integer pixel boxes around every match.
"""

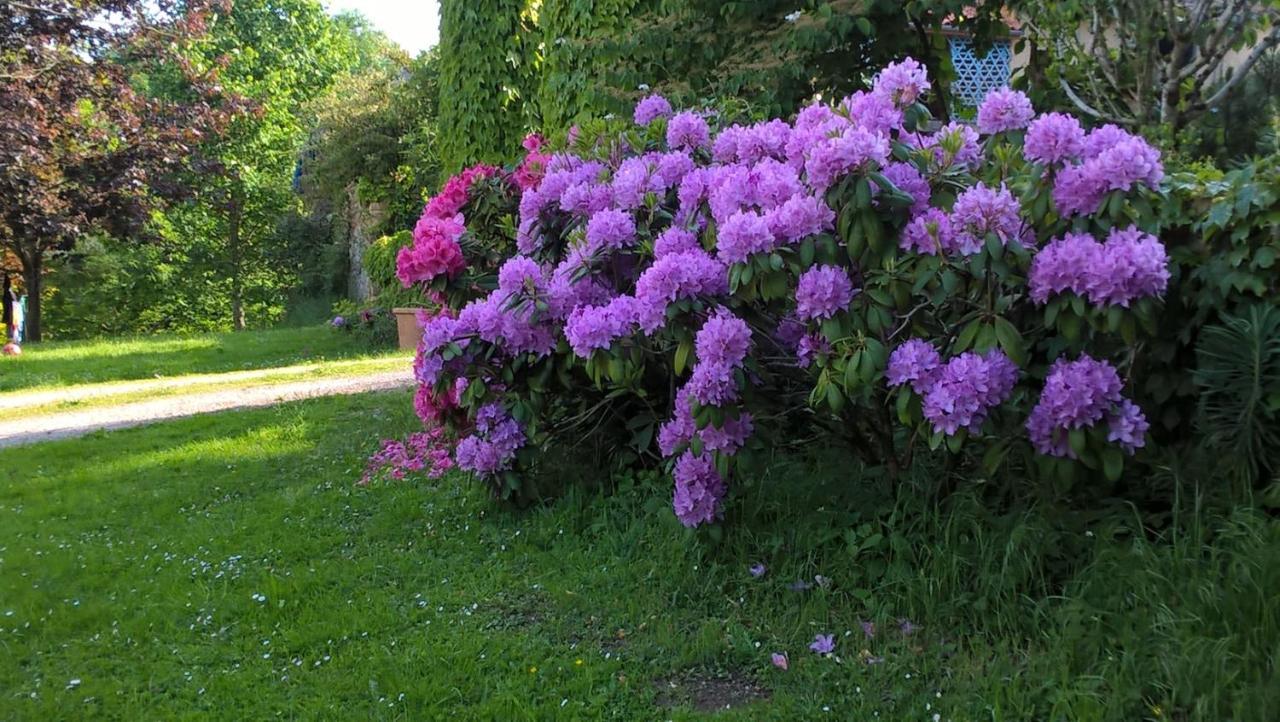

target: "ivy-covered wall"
[537,0,644,132]
[438,0,536,173]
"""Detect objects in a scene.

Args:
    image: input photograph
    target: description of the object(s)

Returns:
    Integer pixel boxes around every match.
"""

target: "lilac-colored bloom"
[809,633,836,655]
[672,450,726,527]
[842,90,903,135]
[795,333,829,368]
[1107,399,1149,454]
[331,315,345,327]
[654,226,701,258]
[860,620,876,639]
[737,119,792,164]
[897,618,919,636]
[795,265,855,321]
[887,338,941,394]
[497,256,545,296]
[751,158,804,210]
[977,87,1034,135]
[1026,355,1125,457]
[900,207,956,256]
[804,126,891,193]
[456,403,526,477]
[1029,232,1103,304]
[634,94,672,126]
[1023,112,1085,165]
[921,350,1019,436]
[770,652,789,670]
[716,209,775,263]
[874,57,931,106]
[667,111,710,150]
[765,194,835,244]
[951,182,1026,254]
[585,209,637,251]
[712,124,746,164]
[695,309,752,369]
[1087,226,1169,307]
[750,563,767,578]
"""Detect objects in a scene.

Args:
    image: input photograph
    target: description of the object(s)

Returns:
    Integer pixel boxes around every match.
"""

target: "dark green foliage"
[536,0,643,130]
[1193,304,1280,483]
[361,230,428,309]
[437,0,537,173]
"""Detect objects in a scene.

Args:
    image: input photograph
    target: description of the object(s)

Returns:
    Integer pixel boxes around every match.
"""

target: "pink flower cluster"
[888,340,1018,436]
[361,427,455,484]
[396,164,499,286]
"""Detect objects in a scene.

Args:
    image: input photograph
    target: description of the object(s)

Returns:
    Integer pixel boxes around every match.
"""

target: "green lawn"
[1,392,1275,720]
[0,326,396,392]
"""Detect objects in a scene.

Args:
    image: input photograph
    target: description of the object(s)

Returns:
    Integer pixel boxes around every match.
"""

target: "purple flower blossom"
[795,265,855,321]
[977,87,1034,134]
[1023,112,1085,165]
[751,158,804,210]
[331,315,345,327]
[750,563,767,578]
[921,350,1019,436]
[911,122,982,171]
[897,618,919,636]
[695,309,752,369]
[712,124,746,164]
[874,57,931,106]
[563,297,637,358]
[654,226,701,258]
[736,119,792,164]
[804,126,891,193]
[667,111,710,150]
[716,209,775,263]
[456,403,526,477]
[1029,232,1103,304]
[635,250,727,318]
[585,209,637,251]
[900,207,956,256]
[887,338,941,394]
[672,450,726,527]
[795,333,829,368]
[765,194,835,244]
[634,94,672,126]
[951,182,1026,254]
[809,633,836,655]
[1107,399,1149,454]
[860,620,876,639]
[497,256,545,296]
[770,652,789,670]
[842,90,903,135]
[1026,355,1125,457]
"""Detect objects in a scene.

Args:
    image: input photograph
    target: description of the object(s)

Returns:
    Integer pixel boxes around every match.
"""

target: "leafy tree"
[0,0,236,341]
[169,0,366,330]
[1011,0,1280,131]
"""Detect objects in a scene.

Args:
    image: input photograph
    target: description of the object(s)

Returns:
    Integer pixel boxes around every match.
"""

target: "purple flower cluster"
[1029,226,1169,307]
[886,338,941,392]
[900,208,957,256]
[874,57,931,106]
[564,296,639,358]
[672,450,726,527]
[804,126,891,193]
[634,94,673,126]
[455,403,526,477]
[667,111,710,150]
[950,183,1026,253]
[1052,125,1164,216]
[795,265,856,321]
[1026,355,1147,457]
[977,87,1034,135]
[1023,113,1085,165]
[586,209,637,251]
[919,350,1019,436]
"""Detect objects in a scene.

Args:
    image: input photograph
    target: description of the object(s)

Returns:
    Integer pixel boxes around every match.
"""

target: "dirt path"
[0,368,413,448]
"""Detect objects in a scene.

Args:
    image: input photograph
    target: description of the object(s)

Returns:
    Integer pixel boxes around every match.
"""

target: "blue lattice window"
[948,36,1012,120]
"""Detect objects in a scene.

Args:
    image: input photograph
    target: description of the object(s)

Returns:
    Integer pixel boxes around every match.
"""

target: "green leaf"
[1101,446,1124,482]
[674,339,692,376]
[993,316,1025,365]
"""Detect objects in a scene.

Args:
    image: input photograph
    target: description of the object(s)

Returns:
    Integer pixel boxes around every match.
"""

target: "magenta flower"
[809,633,836,655]
[770,652,789,670]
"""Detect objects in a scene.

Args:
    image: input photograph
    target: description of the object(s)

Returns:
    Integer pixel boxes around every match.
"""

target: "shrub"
[329,300,397,348]
[398,60,1177,522]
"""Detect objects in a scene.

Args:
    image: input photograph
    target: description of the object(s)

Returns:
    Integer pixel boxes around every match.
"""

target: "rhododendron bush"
[396,58,1171,525]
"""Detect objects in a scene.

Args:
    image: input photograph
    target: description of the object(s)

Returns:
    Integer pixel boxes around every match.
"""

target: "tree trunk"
[228,186,245,331]
[20,251,43,343]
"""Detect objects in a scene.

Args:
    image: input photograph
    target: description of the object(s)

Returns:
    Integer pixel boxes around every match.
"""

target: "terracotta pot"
[392,308,424,351]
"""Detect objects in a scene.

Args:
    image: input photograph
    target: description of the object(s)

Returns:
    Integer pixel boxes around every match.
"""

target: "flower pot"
[392,308,425,351]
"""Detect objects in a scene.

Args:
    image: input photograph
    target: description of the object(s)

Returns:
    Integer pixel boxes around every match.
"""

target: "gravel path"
[0,368,413,448]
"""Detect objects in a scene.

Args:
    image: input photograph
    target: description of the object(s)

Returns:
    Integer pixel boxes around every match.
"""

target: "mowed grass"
[0,326,396,392]
[1,391,1276,720]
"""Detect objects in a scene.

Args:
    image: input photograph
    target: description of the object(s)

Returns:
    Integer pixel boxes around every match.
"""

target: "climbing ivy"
[536,0,643,132]
[438,0,538,174]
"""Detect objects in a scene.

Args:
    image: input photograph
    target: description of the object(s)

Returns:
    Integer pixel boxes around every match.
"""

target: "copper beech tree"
[0,0,246,340]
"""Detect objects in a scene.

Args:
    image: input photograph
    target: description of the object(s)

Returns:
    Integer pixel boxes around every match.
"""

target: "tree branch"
[1199,24,1280,110]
